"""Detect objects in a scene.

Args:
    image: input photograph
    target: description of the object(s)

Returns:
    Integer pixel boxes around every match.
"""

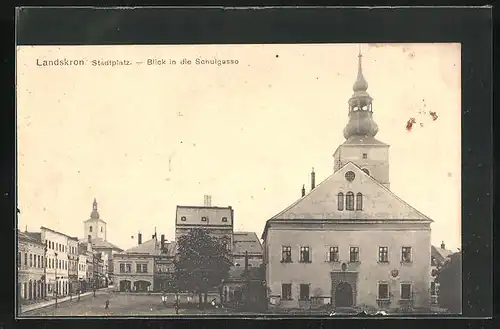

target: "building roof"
[177,205,232,210]
[233,232,263,255]
[431,245,454,263]
[124,237,160,255]
[40,226,79,240]
[18,231,44,245]
[78,237,123,252]
[269,161,432,222]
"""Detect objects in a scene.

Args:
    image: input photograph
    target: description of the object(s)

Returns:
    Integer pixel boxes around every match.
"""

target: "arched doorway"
[119,280,131,292]
[134,280,151,292]
[335,282,353,307]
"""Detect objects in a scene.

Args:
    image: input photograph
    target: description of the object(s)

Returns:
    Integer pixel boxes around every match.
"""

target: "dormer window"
[201,217,207,222]
[362,153,368,159]
[222,217,228,222]
[180,216,186,221]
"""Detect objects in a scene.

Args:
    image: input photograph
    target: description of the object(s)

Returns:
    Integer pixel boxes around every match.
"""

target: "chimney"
[138,232,142,245]
[301,184,306,197]
[161,234,165,251]
[204,195,212,207]
[441,241,445,249]
[311,168,316,190]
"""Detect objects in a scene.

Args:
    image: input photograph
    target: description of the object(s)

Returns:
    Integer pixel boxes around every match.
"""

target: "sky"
[16,43,461,251]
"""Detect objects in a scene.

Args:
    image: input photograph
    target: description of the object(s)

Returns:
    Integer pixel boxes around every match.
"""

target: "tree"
[435,251,462,313]
[174,229,232,306]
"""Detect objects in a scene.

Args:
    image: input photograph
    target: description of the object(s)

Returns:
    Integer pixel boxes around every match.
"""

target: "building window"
[356,193,363,210]
[29,254,32,267]
[362,168,370,175]
[362,153,368,159]
[33,255,37,268]
[52,259,55,268]
[181,216,186,221]
[120,264,125,273]
[281,246,292,263]
[430,282,437,296]
[299,284,310,301]
[346,192,355,210]
[38,255,41,268]
[337,192,344,211]
[89,226,93,232]
[51,242,54,249]
[222,217,227,222]
[24,253,27,266]
[100,227,103,232]
[378,282,389,300]
[345,171,355,182]
[281,284,292,300]
[401,283,412,300]
[17,252,21,268]
[378,247,389,263]
[349,247,359,263]
[329,247,339,262]
[401,247,412,263]
[201,217,207,222]
[300,246,311,263]
[136,264,148,273]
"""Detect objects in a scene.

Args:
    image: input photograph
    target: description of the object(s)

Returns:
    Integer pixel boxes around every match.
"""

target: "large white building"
[261,51,433,312]
[40,226,75,297]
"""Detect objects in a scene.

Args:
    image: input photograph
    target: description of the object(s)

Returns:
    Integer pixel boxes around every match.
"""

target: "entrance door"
[335,282,353,307]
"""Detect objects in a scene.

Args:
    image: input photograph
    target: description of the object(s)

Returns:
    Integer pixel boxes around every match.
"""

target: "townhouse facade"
[261,52,432,312]
[17,230,46,302]
[113,233,158,292]
[40,226,76,297]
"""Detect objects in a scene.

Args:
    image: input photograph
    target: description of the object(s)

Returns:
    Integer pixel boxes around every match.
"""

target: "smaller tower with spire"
[84,197,108,242]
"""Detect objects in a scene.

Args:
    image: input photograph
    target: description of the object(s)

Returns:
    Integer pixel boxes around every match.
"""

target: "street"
[21,290,230,316]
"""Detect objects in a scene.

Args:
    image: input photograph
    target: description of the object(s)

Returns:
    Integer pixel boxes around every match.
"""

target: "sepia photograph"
[16,42,462,317]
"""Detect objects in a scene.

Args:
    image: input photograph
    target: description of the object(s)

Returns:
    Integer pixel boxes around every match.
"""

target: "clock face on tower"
[345,171,355,182]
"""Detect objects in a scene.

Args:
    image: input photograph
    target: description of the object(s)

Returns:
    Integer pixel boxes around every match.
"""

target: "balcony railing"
[376,298,391,308]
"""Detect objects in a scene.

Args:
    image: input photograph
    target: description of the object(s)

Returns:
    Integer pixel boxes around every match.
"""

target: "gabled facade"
[113,233,159,292]
[261,49,433,312]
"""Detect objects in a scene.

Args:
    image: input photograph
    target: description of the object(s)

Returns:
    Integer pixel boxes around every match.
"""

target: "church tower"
[333,47,391,189]
[83,198,108,241]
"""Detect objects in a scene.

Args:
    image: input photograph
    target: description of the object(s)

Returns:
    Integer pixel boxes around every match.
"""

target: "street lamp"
[54,252,58,308]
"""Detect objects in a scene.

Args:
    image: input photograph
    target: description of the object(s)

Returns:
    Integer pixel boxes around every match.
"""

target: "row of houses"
[17,199,123,303]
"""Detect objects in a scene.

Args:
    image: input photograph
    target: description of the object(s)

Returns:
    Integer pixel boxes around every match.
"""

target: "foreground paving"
[20,292,235,317]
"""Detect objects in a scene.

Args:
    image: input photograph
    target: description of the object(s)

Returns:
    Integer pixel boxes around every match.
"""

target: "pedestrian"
[175,300,179,314]
[161,292,167,307]
[105,299,109,309]
[77,289,81,302]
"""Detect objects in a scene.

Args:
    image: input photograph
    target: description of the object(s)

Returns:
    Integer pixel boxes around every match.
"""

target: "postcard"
[16,43,462,317]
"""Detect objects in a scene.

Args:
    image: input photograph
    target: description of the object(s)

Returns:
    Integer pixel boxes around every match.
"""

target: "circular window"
[362,168,370,175]
[345,171,355,182]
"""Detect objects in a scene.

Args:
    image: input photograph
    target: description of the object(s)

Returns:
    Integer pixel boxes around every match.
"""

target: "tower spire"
[343,45,379,140]
[90,197,100,219]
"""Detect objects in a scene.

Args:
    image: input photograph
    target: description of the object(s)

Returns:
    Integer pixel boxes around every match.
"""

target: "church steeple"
[343,46,379,140]
[90,198,100,219]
